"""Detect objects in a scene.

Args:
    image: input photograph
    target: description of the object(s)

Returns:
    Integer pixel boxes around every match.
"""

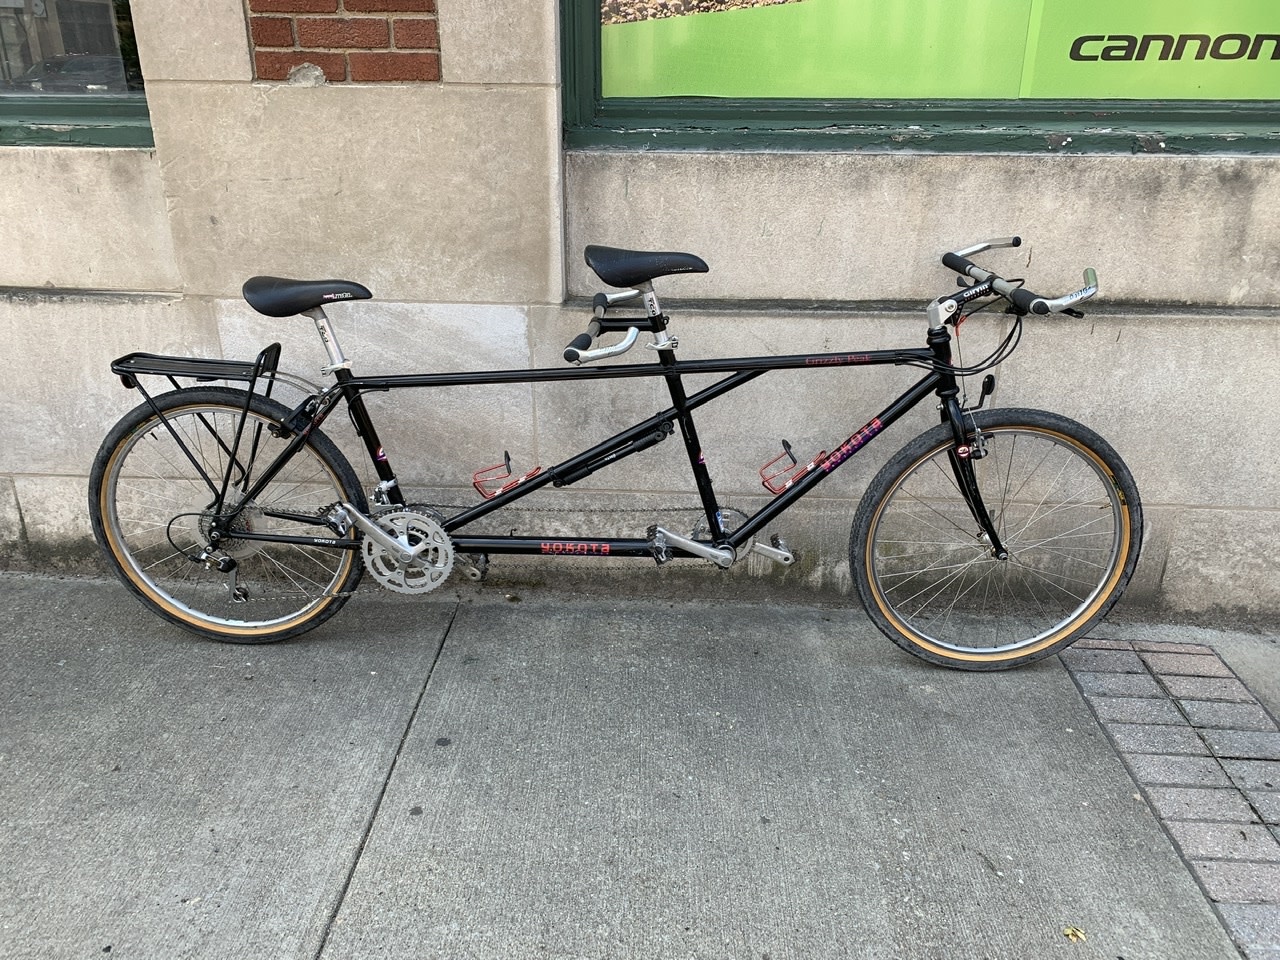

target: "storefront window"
[564,0,1280,153]
[1,0,141,93]
[0,0,148,146]
[600,0,1278,101]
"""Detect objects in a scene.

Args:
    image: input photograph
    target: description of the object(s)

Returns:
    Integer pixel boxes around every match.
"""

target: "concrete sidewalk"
[0,574,1276,959]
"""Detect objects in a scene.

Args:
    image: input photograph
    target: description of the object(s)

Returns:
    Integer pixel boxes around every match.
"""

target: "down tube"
[731,370,943,545]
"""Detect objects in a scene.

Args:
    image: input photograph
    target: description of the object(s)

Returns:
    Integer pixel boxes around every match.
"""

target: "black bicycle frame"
[216,329,973,563]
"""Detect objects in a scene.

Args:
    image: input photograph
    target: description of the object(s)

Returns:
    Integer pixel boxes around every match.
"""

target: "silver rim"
[102,402,356,634]
[868,427,1126,654]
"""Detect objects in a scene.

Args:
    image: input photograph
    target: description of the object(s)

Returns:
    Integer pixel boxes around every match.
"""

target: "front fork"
[930,324,1009,561]
[944,407,1009,561]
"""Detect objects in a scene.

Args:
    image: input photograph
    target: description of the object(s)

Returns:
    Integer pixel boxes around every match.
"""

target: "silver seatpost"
[303,307,351,374]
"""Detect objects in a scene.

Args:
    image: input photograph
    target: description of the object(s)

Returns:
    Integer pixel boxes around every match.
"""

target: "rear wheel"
[851,408,1142,670]
[89,387,365,643]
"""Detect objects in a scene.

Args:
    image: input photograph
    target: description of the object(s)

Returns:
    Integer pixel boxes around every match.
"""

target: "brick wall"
[247,0,441,82]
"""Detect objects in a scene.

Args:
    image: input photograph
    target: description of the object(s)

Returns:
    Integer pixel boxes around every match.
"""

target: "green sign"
[601,0,1280,100]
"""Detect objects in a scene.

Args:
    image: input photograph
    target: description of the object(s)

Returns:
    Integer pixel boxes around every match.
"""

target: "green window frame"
[561,0,1280,154]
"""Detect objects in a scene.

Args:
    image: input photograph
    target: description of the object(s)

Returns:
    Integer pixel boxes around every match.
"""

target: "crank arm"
[750,539,794,566]
[651,526,735,569]
[336,503,422,564]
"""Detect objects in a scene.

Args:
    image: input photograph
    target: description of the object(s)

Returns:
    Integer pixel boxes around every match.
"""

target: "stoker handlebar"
[563,288,646,364]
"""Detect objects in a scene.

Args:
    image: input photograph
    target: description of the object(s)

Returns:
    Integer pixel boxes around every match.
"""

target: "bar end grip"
[564,332,594,363]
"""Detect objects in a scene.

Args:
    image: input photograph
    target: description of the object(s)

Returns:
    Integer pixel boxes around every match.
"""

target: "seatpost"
[638,280,661,319]
[302,307,351,374]
[638,281,678,355]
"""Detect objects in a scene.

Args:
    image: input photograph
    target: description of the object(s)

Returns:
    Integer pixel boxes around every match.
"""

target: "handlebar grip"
[563,332,594,363]
[1007,286,1049,315]
[941,251,978,276]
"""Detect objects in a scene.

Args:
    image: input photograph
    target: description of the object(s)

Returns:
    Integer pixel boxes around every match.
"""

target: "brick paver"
[1075,671,1165,698]
[1161,675,1259,703]
[1204,730,1280,762]
[1105,722,1209,755]
[1091,696,1187,725]
[1180,700,1279,732]
[1059,648,1146,673]
[1126,753,1232,787]
[1223,760,1280,791]
[1141,652,1237,678]
[1131,641,1215,655]
[1194,861,1280,904]
[1144,786,1258,822]
[1216,904,1280,957]
[1064,633,1280,957]
[1072,637,1134,650]
[1250,791,1280,825]
[1166,822,1280,862]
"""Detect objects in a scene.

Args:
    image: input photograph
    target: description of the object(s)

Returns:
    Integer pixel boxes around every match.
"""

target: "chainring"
[361,505,455,594]
[692,507,752,550]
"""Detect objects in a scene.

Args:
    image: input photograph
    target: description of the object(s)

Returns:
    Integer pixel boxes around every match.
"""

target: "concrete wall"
[1,0,1277,622]
[562,152,1280,617]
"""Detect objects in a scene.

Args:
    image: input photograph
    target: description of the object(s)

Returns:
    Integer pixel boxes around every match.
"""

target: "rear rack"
[112,343,282,390]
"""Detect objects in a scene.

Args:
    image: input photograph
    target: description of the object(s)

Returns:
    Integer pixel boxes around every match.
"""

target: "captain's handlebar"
[942,238,1098,316]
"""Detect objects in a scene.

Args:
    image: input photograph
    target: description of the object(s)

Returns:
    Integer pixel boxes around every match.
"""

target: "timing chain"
[426,498,718,579]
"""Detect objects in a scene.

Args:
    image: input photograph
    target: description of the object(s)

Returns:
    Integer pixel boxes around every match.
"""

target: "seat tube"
[331,370,405,507]
[662,368,723,537]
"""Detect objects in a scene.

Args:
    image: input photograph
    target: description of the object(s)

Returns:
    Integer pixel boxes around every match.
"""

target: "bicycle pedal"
[750,535,795,566]
[647,524,673,565]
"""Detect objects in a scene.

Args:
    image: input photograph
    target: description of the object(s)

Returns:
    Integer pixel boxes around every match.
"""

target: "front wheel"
[89,386,366,643]
[851,408,1142,670]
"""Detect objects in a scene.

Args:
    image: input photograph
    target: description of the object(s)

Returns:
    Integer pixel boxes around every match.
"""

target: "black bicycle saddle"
[584,245,709,289]
[242,276,372,318]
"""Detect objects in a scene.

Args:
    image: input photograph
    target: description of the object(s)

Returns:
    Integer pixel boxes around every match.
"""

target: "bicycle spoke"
[858,414,1136,662]
[95,391,362,639]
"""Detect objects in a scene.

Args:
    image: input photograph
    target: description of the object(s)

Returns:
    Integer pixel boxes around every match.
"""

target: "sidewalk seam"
[311,600,462,960]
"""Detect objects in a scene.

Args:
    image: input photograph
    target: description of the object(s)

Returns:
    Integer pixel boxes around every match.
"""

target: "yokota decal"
[822,418,884,472]
[541,541,612,555]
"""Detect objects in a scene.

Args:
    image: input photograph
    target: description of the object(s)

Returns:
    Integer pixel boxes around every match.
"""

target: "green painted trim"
[569,97,1280,154]
[0,95,153,148]
[561,1,1280,154]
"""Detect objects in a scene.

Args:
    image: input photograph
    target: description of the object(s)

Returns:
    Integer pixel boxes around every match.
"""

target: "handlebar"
[941,237,1098,316]
[566,238,1095,364]
[564,288,645,364]
[564,326,641,364]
